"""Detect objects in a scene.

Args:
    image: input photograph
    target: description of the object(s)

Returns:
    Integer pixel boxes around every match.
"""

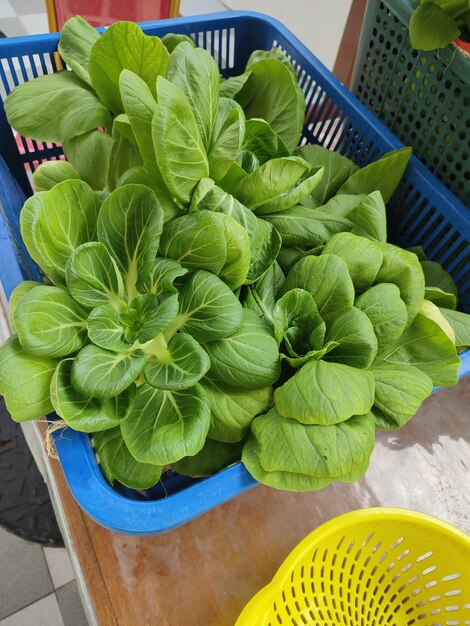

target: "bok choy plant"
[1,16,469,493]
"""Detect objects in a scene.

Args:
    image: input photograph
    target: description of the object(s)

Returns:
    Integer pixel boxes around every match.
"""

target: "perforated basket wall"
[351,0,470,207]
[0,12,469,534]
[236,508,470,626]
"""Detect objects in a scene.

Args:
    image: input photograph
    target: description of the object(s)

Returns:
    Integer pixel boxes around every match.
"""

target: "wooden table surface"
[45,377,470,626]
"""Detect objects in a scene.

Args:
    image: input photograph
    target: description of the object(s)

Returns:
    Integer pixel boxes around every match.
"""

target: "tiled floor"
[0,527,87,625]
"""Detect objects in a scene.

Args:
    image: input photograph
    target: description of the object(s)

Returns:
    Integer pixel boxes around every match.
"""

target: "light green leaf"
[379,313,460,386]
[219,72,251,99]
[153,76,209,206]
[66,242,124,309]
[203,309,281,389]
[167,42,220,149]
[254,408,375,477]
[143,257,188,296]
[232,157,310,209]
[4,71,111,143]
[144,332,210,390]
[421,260,458,296]
[255,167,324,215]
[338,148,412,204]
[51,359,135,432]
[242,118,280,164]
[264,206,353,248]
[33,160,80,192]
[171,437,243,476]
[355,283,408,354]
[439,308,470,350]
[218,213,251,289]
[9,281,43,329]
[97,184,163,295]
[107,135,142,192]
[246,47,297,78]
[424,286,457,309]
[243,261,285,328]
[71,345,146,398]
[63,130,115,191]
[87,304,132,352]
[208,98,245,182]
[323,307,378,369]
[295,144,358,206]
[282,340,339,368]
[323,232,383,292]
[178,270,243,341]
[161,32,195,53]
[348,191,387,242]
[26,180,100,285]
[57,15,100,86]
[273,288,319,345]
[274,359,375,425]
[371,364,433,429]
[113,114,138,147]
[94,428,162,489]
[374,243,425,326]
[236,59,305,152]
[283,254,355,316]
[159,210,227,274]
[410,3,460,50]
[133,293,179,344]
[13,285,87,358]
[0,336,56,421]
[201,377,273,443]
[89,20,169,113]
[121,383,211,465]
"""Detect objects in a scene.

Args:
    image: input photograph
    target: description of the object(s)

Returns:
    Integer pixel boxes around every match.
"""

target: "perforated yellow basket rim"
[235,507,470,626]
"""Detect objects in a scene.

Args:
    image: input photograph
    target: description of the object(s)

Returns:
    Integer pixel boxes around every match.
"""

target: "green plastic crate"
[351,0,470,206]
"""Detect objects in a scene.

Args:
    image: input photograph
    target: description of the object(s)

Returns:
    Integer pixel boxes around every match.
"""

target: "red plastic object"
[51,0,174,29]
[455,37,470,55]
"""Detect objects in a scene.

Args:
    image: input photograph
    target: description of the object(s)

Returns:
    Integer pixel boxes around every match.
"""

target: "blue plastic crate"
[0,11,469,535]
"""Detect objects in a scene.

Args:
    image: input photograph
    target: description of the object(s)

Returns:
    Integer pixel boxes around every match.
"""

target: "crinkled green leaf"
[236,58,305,152]
[273,288,319,345]
[203,309,281,389]
[58,16,100,86]
[121,383,211,465]
[94,427,162,489]
[167,42,220,150]
[71,345,146,398]
[371,364,433,429]
[143,257,188,296]
[13,285,87,358]
[323,232,383,292]
[283,254,355,316]
[153,76,209,206]
[242,118,280,164]
[338,148,411,204]
[355,283,408,354]
[0,336,56,422]
[159,210,227,274]
[66,242,124,309]
[144,332,210,390]
[255,167,324,215]
[323,307,378,369]
[274,359,375,425]
[295,144,358,206]
[208,98,245,181]
[171,437,244,476]
[89,20,169,113]
[374,243,425,327]
[178,270,244,341]
[439,308,470,350]
[379,313,460,386]
[97,184,163,295]
[63,130,114,191]
[201,377,273,443]
[243,261,285,328]
[4,71,111,143]
[51,359,135,432]
[33,160,80,192]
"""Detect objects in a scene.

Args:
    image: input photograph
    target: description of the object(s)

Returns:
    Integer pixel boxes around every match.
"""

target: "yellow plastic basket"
[235,508,470,626]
